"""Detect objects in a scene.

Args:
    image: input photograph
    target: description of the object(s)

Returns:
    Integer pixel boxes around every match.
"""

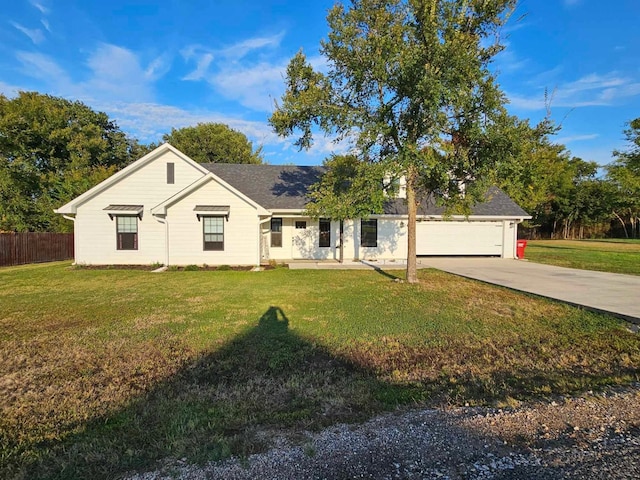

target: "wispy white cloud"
[181,33,292,111]
[14,44,171,104]
[98,100,347,163]
[219,32,285,59]
[40,18,51,33]
[29,0,49,15]
[210,60,288,112]
[0,81,24,97]
[97,101,275,142]
[555,133,599,144]
[144,54,172,81]
[182,52,214,81]
[11,22,45,44]
[508,72,640,110]
[493,42,528,74]
[80,44,157,102]
[505,93,545,110]
[3,31,342,162]
[16,51,70,84]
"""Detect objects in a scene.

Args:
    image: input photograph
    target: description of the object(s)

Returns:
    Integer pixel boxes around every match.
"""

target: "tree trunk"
[405,167,418,284]
[613,211,629,238]
[339,220,344,263]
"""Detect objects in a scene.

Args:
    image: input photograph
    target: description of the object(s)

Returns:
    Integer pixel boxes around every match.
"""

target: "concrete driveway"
[421,258,640,323]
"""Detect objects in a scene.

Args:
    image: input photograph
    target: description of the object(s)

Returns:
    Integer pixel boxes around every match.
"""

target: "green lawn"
[1,262,639,479]
[525,239,640,275]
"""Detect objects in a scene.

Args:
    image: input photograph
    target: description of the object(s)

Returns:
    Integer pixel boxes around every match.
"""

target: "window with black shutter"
[271,218,283,247]
[319,219,330,247]
[360,219,377,247]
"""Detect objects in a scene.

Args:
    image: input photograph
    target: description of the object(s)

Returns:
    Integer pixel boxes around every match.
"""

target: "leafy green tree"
[162,123,263,164]
[0,92,141,232]
[569,179,617,238]
[270,0,516,283]
[304,154,387,262]
[489,114,615,238]
[491,116,563,218]
[607,118,640,238]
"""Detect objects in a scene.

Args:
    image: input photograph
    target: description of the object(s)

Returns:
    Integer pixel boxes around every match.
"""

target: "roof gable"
[55,143,208,214]
[151,172,269,215]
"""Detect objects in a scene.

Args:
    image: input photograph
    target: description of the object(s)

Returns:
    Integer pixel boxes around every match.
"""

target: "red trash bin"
[516,240,527,259]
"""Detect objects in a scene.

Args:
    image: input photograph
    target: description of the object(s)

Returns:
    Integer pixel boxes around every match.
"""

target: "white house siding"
[338,218,408,261]
[73,150,206,265]
[262,217,519,261]
[165,177,260,266]
[261,217,295,261]
[502,220,517,259]
[290,217,337,260]
[264,217,339,261]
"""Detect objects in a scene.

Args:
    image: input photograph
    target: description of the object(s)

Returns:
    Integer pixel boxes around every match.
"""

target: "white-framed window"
[116,216,138,250]
[203,216,224,251]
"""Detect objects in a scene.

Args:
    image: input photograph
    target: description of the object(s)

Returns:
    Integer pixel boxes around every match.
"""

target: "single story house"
[55,143,531,266]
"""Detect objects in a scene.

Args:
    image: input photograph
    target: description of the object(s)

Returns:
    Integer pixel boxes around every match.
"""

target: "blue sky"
[1,0,639,166]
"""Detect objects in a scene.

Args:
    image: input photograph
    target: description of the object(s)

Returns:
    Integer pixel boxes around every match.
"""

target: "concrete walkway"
[421,258,640,323]
[288,259,408,270]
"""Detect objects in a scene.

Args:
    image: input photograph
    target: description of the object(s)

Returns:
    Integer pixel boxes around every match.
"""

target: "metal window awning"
[103,204,144,219]
[193,205,230,220]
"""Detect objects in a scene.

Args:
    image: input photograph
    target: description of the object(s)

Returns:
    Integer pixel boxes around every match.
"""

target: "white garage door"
[416,221,503,256]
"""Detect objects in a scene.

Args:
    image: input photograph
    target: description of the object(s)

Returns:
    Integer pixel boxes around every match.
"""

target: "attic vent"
[167,163,175,184]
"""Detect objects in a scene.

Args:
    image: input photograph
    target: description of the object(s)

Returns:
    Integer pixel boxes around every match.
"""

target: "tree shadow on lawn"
[15,306,640,480]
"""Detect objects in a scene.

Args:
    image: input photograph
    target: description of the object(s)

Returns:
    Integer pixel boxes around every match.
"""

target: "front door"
[292,219,311,259]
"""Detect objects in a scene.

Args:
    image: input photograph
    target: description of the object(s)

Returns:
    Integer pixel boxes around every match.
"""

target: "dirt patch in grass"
[73,264,158,270]
[72,265,277,271]
[0,265,638,479]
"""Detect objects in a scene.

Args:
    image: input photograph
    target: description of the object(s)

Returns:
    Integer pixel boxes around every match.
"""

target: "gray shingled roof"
[203,163,530,217]
[204,164,325,210]
[383,187,530,217]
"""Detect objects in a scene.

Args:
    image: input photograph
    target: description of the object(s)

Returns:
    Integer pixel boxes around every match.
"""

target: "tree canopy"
[161,123,263,164]
[0,92,144,232]
[607,118,640,238]
[270,0,516,282]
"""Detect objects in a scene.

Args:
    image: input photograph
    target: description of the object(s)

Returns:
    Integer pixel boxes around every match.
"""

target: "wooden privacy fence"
[0,232,74,267]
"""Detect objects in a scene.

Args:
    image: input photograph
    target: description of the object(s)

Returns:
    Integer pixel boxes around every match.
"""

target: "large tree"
[607,118,640,238]
[270,0,516,283]
[490,115,606,237]
[0,92,143,232]
[162,123,263,164]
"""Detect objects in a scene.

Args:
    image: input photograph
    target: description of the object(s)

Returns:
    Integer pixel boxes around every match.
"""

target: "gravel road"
[128,387,640,479]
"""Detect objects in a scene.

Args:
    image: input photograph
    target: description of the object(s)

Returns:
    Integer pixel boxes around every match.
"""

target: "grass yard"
[525,239,640,275]
[1,262,639,479]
